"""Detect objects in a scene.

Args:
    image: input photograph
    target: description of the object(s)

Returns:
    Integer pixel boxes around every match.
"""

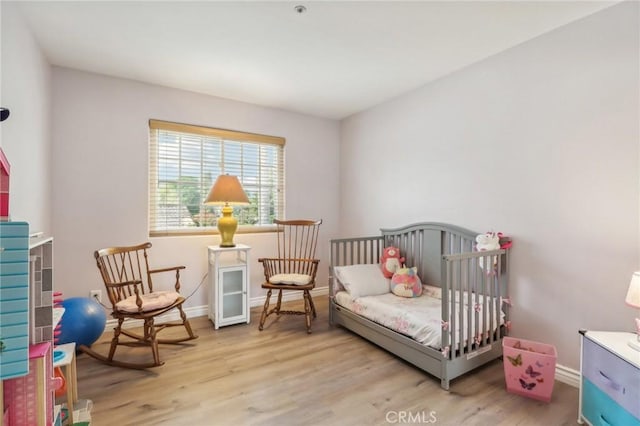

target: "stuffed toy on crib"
[476,232,501,269]
[381,246,405,278]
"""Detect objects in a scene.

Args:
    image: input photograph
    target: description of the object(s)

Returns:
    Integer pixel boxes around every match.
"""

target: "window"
[149,119,285,237]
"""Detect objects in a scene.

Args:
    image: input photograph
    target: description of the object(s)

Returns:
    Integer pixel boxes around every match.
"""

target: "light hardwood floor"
[73,297,580,426]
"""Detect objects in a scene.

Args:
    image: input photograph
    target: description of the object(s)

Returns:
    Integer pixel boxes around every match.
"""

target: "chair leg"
[308,292,317,319]
[303,290,312,334]
[107,318,124,362]
[177,304,197,339]
[146,318,161,367]
[259,289,272,331]
[275,290,283,315]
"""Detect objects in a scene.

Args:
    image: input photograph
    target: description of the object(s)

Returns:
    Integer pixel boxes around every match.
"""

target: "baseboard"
[106,286,329,329]
[555,363,580,388]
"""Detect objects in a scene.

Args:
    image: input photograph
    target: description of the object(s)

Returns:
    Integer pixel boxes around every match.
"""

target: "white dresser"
[579,330,640,425]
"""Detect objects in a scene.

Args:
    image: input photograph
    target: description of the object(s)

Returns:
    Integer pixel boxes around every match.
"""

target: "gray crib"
[329,222,510,390]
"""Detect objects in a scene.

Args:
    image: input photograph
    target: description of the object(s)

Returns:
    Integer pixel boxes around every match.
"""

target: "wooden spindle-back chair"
[258,219,322,333]
[81,242,198,369]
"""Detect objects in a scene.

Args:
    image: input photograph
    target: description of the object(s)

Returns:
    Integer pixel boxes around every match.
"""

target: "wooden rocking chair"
[81,242,198,369]
[258,219,322,333]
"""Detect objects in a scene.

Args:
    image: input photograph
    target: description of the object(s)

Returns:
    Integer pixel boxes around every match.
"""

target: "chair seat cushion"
[115,290,181,313]
[269,273,312,286]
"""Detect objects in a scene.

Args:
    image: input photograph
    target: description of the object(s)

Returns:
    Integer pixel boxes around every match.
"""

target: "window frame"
[148,119,285,237]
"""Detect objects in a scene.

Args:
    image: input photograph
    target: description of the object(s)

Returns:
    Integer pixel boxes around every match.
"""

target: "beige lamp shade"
[204,174,248,247]
[204,174,250,205]
[626,271,640,309]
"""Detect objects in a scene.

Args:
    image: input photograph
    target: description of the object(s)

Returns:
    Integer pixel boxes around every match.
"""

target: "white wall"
[0,2,52,233]
[51,68,340,308]
[340,2,639,371]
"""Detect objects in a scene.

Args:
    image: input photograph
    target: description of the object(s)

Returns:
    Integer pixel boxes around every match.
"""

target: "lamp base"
[630,318,640,351]
[217,205,239,248]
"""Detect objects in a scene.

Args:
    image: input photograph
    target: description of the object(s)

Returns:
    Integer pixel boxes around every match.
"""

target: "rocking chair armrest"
[104,279,144,307]
[148,266,186,274]
[148,265,186,293]
[104,279,143,289]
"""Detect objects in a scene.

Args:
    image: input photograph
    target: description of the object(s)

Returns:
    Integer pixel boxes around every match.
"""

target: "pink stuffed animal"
[381,246,405,278]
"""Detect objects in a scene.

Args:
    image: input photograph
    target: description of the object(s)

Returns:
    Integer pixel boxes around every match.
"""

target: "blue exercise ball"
[58,297,107,347]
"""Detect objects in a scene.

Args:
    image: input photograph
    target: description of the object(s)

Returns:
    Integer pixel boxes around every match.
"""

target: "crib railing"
[329,236,384,299]
[442,248,508,359]
[330,236,384,268]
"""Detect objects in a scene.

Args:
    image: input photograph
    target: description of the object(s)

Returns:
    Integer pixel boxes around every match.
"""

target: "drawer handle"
[598,370,623,393]
[600,414,612,426]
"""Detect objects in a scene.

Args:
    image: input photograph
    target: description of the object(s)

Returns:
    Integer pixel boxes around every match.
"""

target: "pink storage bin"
[503,336,557,402]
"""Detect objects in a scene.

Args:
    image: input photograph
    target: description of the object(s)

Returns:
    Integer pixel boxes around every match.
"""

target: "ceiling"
[16,1,616,119]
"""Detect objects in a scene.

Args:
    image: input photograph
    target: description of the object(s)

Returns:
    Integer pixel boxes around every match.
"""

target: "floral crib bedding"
[334,286,505,350]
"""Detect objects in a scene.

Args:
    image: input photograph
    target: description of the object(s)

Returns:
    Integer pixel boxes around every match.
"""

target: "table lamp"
[204,174,249,247]
[625,271,640,351]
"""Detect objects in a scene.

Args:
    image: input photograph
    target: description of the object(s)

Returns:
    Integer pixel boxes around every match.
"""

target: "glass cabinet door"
[219,267,245,320]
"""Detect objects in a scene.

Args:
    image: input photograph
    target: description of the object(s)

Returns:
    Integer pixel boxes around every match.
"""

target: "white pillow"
[333,264,390,298]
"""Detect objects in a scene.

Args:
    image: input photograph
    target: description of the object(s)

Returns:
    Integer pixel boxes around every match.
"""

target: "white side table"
[208,244,251,329]
[53,342,77,425]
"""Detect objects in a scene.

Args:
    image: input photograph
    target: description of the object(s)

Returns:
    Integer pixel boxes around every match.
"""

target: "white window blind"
[149,119,285,237]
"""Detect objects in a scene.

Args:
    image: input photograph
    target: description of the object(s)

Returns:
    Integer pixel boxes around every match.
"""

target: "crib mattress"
[334,288,504,350]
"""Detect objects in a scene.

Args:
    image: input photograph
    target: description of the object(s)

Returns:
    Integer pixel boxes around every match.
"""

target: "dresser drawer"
[583,378,640,426]
[583,337,640,419]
